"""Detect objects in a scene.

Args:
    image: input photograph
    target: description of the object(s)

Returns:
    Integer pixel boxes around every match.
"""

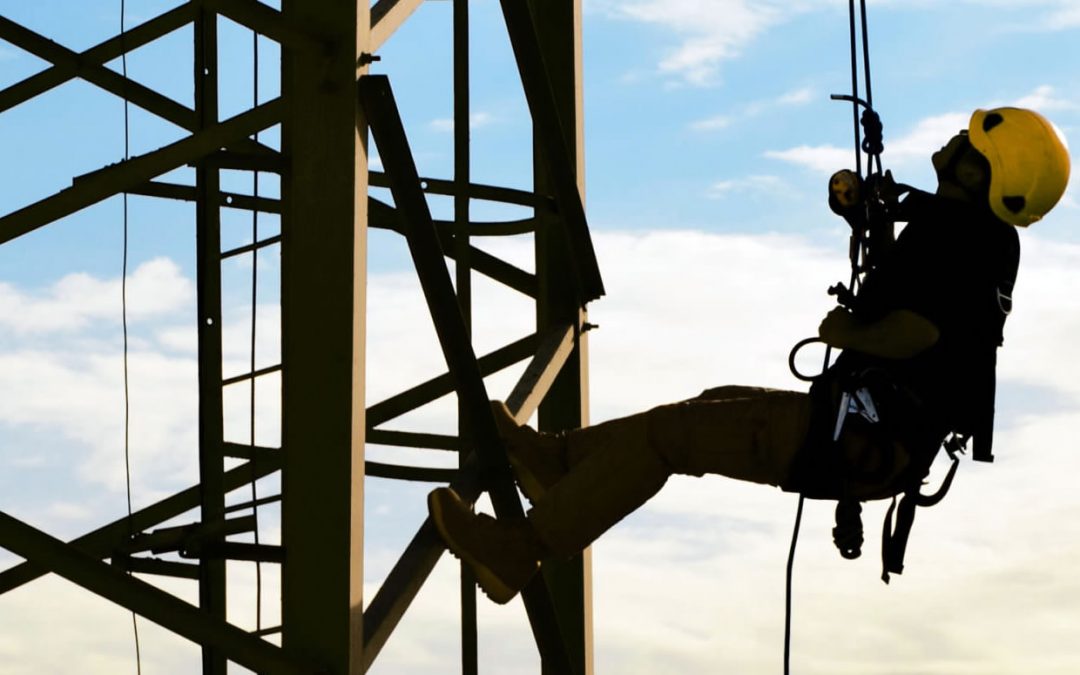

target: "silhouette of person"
[428,107,1070,604]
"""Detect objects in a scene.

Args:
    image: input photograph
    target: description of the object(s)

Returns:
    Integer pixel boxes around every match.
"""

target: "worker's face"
[932,132,969,174]
[933,131,990,197]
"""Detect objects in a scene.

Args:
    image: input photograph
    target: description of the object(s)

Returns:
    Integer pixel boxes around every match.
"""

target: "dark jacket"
[788,190,1020,499]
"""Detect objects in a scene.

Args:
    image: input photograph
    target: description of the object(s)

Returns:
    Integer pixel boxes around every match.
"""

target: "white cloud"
[765,143,855,174]
[364,228,1080,673]
[765,91,1076,184]
[0,258,192,335]
[1012,84,1080,113]
[5,226,1080,673]
[707,174,784,198]
[766,111,968,174]
[689,114,733,132]
[155,325,198,353]
[1046,5,1080,28]
[593,0,793,86]
[0,347,200,496]
[44,501,96,521]
[997,236,1080,399]
[777,86,815,106]
[884,112,970,162]
[691,86,817,132]
[597,1,1080,87]
[428,112,496,133]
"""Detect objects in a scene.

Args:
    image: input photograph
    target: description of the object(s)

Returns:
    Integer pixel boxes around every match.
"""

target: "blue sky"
[2,0,1080,673]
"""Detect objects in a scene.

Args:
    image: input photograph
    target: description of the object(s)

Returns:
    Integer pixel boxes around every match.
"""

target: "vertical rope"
[859,0,874,114]
[119,1,143,672]
[249,27,263,633]
[858,0,881,176]
[847,0,862,177]
[452,0,478,669]
[784,495,805,675]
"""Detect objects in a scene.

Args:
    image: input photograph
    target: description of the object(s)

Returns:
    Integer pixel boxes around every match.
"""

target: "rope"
[249,27,263,633]
[859,0,874,116]
[786,3,879,665]
[119,1,143,672]
[855,0,881,174]
[846,0,861,177]
[783,494,804,675]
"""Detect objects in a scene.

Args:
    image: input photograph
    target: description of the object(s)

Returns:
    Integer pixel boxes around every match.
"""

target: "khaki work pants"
[528,386,812,556]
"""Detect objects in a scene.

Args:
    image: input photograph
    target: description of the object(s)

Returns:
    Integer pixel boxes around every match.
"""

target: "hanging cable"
[858,0,880,176]
[846,0,862,177]
[248,27,263,634]
[786,2,882,668]
[783,494,804,675]
[119,2,143,673]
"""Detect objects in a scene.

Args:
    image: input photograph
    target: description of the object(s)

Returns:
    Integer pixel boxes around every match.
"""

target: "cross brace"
[0,512,314,675]
[0,98,283,245]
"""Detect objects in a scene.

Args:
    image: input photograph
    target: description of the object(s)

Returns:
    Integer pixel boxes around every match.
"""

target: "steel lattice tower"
[0,1,602,673]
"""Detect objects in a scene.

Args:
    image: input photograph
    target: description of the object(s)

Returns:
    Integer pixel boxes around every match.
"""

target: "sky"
[1,0,1080,673]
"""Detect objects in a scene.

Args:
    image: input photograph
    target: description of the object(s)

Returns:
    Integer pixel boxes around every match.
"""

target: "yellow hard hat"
[968,107,1071,226]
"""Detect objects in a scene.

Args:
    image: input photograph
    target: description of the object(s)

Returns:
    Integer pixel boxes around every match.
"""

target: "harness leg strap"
[881,492,918,583]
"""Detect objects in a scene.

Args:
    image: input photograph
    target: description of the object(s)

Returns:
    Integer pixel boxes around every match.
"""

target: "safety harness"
[791,162,1019,583]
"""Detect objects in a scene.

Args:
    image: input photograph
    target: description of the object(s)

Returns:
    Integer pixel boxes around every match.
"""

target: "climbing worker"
[428,107,1071,605]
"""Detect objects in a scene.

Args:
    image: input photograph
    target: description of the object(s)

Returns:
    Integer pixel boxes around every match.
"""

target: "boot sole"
[428,489,522,605]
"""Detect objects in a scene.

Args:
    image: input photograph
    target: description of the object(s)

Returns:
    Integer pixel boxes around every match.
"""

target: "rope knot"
[861,108,884,156]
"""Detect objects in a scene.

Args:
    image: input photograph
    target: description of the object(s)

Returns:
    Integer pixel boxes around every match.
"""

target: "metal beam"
[359,454,480,674]
[0,512,314,675]
[366,430,459,451]
[126,181,282,215]
[121,517,256,557]
[368,197,538,238]
[0,11,277,163]
[368,201,538,296]
[371,0,424,51]
[0,98,283,245]
[221,235,284,261]
[359,77,521,499]
[0,457,280,596]
[223,364,283,387]
[280,1,369,672]
[361,519,446,672]
[194,12,228,671]
[0,3,197,115]
[366,332,536,427]
[365,462,459,483]
[369,171,555,211]
[0,15,197,130]
[497,0,604,303]
[361,320,577,669]
[203,0,325,52]
[530,2,594,670]
[358,76,577,672]
[506,323,577,422]
[116,557,202,580]
[442,236,538,297]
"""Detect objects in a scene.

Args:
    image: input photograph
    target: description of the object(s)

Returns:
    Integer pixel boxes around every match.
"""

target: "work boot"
[490,401,568,505]
[428,487,544,605]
